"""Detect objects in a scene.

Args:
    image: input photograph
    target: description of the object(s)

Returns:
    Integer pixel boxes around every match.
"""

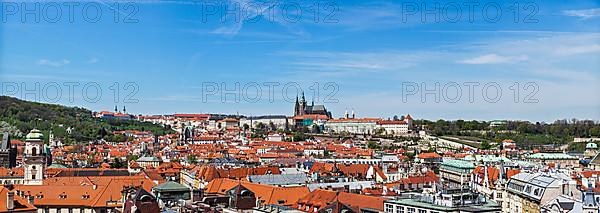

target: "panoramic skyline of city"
[2,1,600,213]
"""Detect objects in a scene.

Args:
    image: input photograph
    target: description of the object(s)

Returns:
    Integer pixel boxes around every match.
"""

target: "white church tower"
[24,129,45,185]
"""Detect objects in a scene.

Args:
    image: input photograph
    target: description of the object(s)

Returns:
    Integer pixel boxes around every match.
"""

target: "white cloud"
[88,57,99,64]
[280,51,432,76]
[554,44,600,55]
[37,59,70,67]
[209,0,278,36]
[563,8,600,19]
[458,54,529,64]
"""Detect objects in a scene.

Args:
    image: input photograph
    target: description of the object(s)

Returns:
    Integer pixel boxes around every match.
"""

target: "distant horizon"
[4,95,598,124]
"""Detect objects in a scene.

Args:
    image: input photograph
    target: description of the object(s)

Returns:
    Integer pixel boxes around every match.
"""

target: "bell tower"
[24,129,45,185]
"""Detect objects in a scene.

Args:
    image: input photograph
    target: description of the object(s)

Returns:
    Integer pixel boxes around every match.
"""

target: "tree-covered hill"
[415,119,600,150]
[0,96,173,143]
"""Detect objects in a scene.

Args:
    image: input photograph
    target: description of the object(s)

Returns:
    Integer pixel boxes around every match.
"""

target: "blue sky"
[1,0,599,122]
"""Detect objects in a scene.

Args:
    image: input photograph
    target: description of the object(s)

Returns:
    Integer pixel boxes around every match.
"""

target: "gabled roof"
[205,178,309,206]
[0,186,37,212]
[16,176,156,208]
[418,152,441,159]
[297,189,387,212]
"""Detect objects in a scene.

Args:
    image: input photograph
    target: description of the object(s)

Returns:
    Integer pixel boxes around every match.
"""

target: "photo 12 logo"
[1,1,139,23]
[201,82,339,104]
[0,82,140,104]
[400,1,539,23]
[401,82,539,104]
[199,1,339,24]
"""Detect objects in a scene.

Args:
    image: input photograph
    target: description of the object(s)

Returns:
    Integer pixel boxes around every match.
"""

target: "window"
[418,210,426,213]
[524,186,532,193]
[385,204,394,213]
[396,206,404,213]
[407,208,415,213]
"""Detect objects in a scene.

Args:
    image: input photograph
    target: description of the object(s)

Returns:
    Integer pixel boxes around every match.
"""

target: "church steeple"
[300,92,306,103]
[299,92,306,116]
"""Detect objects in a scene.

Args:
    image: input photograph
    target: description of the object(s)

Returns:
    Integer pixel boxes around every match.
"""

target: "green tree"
[187,155,198,164]
[367,141,381,150]
[110,157,125,168]
[480,140,492,150]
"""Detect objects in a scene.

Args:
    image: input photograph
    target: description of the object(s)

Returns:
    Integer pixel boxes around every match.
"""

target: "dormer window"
[82,193,90,200]
[59,192,67,199]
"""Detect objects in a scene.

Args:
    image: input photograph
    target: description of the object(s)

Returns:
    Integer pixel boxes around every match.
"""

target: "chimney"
[28,194,34,205]
[7,191,14,211]
[352,110,355,119]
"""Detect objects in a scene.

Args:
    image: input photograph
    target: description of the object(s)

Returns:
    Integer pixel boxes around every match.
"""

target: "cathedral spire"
[294,95,299,116]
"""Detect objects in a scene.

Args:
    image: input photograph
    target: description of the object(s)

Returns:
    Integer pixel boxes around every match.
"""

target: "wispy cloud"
[331,3,406,30]
[209,0,279,36]
[37,59,70,67]
[280,51,432,76]
[453,33,600,82]
[563,8,600,19]
[458,54,529,64]
[88,57,99,64]
[554,44,600,55]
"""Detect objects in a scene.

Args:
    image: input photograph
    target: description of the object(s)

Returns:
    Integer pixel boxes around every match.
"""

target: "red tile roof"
[296,189,387,212]
[418,152,441,159]
[205,178,309,206]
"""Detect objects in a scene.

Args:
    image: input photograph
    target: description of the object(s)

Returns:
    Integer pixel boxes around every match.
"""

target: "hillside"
[0,96,174,143]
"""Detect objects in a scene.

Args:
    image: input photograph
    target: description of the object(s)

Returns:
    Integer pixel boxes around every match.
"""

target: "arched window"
[31,147,37,156]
